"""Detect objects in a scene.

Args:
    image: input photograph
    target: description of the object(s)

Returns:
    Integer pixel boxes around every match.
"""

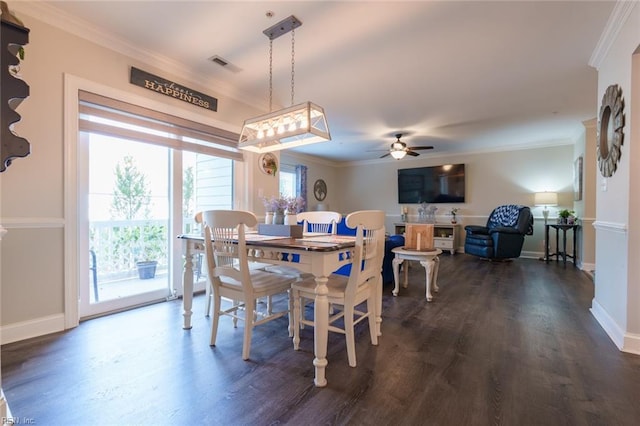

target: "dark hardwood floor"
[3,255,640,426]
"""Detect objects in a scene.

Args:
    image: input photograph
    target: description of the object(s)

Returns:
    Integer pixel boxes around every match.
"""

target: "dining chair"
[201,209,296,360]
[266,210,344,323]
[291,210,386,367]
[297,211,342,234]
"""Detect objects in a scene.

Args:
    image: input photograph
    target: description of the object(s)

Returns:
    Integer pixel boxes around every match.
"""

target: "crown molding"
[10,1,265,109]
[589,1,637,70]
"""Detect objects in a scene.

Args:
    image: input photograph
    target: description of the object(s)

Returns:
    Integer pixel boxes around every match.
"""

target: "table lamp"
[534,192,558,224]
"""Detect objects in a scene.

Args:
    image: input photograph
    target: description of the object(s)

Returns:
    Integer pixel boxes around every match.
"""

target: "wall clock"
[597,84,625,178]
[259,153,278,176]
[313,179,327,201]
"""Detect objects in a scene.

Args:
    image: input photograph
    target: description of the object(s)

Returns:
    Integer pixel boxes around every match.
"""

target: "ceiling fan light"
[390,150,407,160]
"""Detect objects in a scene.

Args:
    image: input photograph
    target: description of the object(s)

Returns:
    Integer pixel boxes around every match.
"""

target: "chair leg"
[344,305,357,367]
[242,298,255,360]
[210,295,222,346]
[233,300,239,328]
[292,289,301,350]
[367,294,378,346]
[205,282,212,317]
[287,289,293,338]
[267,295,273,315]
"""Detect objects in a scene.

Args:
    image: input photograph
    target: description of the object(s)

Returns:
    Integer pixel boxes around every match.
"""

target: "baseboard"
[581,262,595,274]
[590,298,625,350]
[0,314,66,345]
[520,250,542,259]
[622,332,640,355]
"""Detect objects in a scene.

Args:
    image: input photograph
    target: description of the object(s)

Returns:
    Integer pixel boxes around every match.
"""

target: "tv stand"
[394,222,459,254]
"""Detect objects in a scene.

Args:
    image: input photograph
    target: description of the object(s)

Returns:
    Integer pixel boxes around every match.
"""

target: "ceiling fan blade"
[407,151,420,156]
[379,153,390,158]
[410,146,434,150]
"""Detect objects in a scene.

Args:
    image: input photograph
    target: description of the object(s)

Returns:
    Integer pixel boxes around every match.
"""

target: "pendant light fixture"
[239,15,331,153]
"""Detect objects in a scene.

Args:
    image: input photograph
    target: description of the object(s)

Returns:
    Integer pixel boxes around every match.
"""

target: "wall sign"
[130,67,218,112]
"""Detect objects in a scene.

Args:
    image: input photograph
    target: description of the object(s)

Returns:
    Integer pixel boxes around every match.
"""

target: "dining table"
[177,231,366,387]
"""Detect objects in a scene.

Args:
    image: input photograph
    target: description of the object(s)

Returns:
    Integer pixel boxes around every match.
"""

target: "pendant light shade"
[239,15,331,153]
[239,101,330,153]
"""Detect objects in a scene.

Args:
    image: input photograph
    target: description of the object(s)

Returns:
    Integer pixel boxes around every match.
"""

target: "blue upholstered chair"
[464,205,533,260]
[335,216,404,284]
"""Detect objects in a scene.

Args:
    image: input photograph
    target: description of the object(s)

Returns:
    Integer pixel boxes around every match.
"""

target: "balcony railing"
[89,219,169,282]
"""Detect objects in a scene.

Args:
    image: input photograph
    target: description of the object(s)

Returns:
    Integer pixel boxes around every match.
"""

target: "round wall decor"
[313,179,327,201]
[259,153,278,176]
[597,84,625,177]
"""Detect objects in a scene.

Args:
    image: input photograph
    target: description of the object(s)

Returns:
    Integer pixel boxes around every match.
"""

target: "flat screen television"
[398,164,465,204]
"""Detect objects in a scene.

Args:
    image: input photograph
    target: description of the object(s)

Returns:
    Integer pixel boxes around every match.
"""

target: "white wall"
[0,12,264,336]
[285,145,578,257]
[591,2,640,354]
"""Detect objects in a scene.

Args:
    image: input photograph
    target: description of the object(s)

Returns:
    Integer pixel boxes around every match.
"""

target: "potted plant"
[558,209,575,224]
[135,223,165,279]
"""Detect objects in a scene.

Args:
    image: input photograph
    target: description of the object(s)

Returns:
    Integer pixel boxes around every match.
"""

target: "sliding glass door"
[79,134,172,318]
[75,89,239,319]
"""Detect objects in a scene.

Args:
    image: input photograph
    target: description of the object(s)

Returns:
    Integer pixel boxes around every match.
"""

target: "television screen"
[398,164,465,203]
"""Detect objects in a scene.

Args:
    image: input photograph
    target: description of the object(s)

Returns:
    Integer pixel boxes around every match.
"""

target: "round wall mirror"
[313,179,327,201]
[597,84,624,177]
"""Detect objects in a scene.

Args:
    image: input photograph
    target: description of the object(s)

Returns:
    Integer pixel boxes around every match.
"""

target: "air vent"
[208,55,241,73]
[210,56,228,66]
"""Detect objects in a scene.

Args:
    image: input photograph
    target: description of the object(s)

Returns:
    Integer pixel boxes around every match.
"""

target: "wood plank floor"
[3,255,640,425]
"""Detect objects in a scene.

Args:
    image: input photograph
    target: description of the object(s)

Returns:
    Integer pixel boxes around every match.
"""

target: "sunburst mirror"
[597,84,625,177]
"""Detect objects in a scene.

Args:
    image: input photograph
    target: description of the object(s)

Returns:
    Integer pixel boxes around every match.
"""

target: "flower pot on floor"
[136,260,157,280]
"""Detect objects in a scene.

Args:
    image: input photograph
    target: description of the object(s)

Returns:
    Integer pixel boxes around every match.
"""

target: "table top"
[546,223,580,229]
[178,232,356,252]
[392,246,442,255]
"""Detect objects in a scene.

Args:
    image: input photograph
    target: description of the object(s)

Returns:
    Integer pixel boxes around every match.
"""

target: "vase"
[273,212,285,225]
[265,212,274,224]
[284,213,297,225]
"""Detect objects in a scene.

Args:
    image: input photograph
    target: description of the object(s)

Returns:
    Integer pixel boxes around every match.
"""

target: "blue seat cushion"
[333,217,403,284]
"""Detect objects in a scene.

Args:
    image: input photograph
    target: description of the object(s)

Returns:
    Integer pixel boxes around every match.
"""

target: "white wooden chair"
[297,211,342,234]
[266,210,344,322]
[201,210,296,360]
[291,210,386,367]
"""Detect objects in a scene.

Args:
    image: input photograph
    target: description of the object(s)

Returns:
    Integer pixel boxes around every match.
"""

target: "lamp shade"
[390,149,407,160]
[534,192,558,206]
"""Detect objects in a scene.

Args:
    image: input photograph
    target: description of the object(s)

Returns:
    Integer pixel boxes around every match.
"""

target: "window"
[279,165,297,198]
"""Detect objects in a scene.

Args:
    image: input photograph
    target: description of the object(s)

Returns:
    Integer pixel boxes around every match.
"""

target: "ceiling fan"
[380,133,434,159]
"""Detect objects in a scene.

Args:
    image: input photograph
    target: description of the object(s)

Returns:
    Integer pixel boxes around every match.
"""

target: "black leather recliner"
[464,205,533,260]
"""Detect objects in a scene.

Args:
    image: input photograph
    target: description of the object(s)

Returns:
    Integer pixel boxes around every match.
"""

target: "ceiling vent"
[208,55,241,73]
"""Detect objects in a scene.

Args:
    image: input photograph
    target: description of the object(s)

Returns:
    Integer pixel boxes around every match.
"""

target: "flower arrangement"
[449,207,459,223]
[261,195,304,214]
[285,196,305,214]
[261,195,285,213]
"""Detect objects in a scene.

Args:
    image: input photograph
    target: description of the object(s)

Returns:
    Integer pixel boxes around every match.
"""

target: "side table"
[391,247,442,301]
[545,224,579,267]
